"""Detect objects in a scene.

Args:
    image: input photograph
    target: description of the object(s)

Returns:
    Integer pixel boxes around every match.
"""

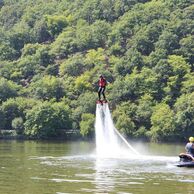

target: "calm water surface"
[0,140,193,194]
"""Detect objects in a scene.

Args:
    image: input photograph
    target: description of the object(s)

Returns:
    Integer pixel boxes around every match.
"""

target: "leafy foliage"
[80,113,95,137]
[0,0,193,141]
[0,78,21,102]
[24,101,72,138]
[149,103,176,142]
[29,75,65,101]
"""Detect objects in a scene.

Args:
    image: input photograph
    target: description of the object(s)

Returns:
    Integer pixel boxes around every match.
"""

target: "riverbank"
[0,129,82,140]
[0,129,187,143]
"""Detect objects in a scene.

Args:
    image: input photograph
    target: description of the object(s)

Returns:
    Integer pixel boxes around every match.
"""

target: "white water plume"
[95,103,139,158]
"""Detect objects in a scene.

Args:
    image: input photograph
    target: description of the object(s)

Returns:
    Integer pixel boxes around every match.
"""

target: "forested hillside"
[0,0,193,141]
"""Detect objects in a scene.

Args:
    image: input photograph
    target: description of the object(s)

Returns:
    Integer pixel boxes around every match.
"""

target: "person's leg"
[101,87,106,100]
[98,87,102,100]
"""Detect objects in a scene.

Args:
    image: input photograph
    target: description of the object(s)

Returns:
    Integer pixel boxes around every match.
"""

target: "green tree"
[80,113,95,137]
[178,35,194,65]
[112,67,160,101]
[115,114,135,136]
[24,101,72,138]
[0,32,17,60]
[21,43,40,57]
[149,103,176,142]
[50,27,77,59]
[33,19,51,43]
[113,101,137,136]
[155,31,179,55]
[0,78,20,102]
[45,15,68,37]
[72,92,96,130]
[0,97,38,130]
[168,55,190,76]
[85,48,106,68]
[1,99,22,129]
[75,71,93,92]
[163,55,191,104]
[59,53,85,77]
[136,94,155,130]
[181,73,194,94]
[29,75,65,101]
[174,92,194,140]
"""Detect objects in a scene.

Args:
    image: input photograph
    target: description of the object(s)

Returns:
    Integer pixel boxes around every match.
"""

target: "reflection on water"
[95,158,119,193]
[0,140,194,194]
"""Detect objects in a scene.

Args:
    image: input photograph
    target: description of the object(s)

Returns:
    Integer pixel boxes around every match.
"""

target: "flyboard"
[96,100,108,105]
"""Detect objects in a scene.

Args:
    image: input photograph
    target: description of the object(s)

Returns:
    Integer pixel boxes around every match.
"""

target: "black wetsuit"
[98,86,106,101]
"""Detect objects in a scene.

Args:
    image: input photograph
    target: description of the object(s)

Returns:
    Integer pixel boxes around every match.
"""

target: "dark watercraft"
[176,153,194,167]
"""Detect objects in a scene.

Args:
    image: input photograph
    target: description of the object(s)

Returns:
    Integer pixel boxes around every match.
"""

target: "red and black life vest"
[98,78,106,87]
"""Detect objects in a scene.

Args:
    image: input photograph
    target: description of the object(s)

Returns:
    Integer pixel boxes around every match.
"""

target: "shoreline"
[0,130,185,143]
[0,129,82,141]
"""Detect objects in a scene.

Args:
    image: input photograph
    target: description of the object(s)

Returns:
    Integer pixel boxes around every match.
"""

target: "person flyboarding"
[97,75,107,103]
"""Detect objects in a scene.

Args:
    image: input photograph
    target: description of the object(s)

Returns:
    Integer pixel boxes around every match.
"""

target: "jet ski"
[176,153,194,167]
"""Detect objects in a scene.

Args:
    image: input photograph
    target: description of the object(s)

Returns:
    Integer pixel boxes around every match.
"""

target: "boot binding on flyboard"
[96,99,108,105]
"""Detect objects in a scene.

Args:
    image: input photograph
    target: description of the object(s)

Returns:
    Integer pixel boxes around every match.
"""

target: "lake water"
[0,140,194,194]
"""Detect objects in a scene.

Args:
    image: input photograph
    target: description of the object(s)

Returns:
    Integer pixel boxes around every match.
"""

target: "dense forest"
[0,0,193,141]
